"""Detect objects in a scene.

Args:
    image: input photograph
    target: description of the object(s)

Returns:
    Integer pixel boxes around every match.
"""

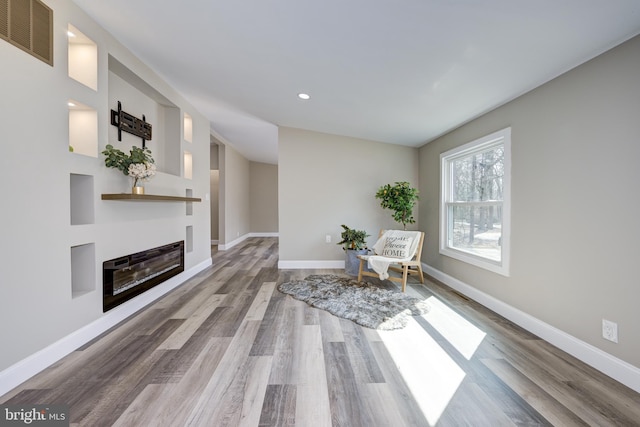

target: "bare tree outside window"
[449,146,504,261]
[440,127,510,276]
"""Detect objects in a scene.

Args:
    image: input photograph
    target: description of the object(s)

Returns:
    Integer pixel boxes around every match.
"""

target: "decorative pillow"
[381,236,413,258]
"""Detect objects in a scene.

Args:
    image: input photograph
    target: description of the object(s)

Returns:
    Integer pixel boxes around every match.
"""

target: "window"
[440,127,511,276]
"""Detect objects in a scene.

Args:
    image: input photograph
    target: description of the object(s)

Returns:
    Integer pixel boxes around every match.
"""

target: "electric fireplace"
[103,241,184,312]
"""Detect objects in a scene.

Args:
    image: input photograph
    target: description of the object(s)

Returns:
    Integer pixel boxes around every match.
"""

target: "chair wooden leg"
[401,266,409,292]
[417,263,424,283]
[357,258,364,282]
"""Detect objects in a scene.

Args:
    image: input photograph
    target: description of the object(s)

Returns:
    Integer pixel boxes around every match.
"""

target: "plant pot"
[132,186,144,195]
[344,249,368,276]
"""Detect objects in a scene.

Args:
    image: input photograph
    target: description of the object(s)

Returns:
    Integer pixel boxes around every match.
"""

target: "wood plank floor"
[2,237,639,426]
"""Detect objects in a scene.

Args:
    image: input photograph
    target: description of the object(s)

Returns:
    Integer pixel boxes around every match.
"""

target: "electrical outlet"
[325,234,331,243]
[602,319,618,343]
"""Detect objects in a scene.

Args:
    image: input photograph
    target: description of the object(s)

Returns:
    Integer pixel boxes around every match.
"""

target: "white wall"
[0,0,211,380]
[278,127,419,265]
[419,35,640,371]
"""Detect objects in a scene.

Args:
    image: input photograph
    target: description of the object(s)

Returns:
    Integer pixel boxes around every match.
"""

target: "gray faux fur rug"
[278,274,430,330]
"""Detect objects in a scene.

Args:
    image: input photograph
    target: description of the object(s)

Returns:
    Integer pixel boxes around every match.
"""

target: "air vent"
[0,0,8,38]
[0,0,52,66]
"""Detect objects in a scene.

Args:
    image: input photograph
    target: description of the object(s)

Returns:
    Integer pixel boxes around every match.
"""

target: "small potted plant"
[102,144,156,194]
[375,181,419,230]
[337,224,370,276]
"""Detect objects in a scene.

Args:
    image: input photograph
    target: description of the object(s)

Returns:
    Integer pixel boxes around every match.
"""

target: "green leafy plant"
[375,181,419,230]
[337,224,369,250]
[102,144,155,176]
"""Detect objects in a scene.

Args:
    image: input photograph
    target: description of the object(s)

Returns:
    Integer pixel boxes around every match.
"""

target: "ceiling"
[72,0,640,165]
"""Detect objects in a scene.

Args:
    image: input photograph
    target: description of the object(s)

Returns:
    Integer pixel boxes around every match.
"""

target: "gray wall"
[219,142,251,245]
[210,143,220,241]
[210,170,220,241]
[216,145,278,247]
[419,35,640,368]
[278,127,419,264]
[250,162,279,233]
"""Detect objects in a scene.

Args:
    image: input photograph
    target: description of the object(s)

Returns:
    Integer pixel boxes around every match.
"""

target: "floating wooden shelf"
[102,193,201,202]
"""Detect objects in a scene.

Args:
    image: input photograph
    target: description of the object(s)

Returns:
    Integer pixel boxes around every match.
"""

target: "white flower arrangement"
[128,162,157,188]
[102,144,156,190]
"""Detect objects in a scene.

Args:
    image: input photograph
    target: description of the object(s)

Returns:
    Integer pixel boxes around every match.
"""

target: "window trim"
[439,127,511,276]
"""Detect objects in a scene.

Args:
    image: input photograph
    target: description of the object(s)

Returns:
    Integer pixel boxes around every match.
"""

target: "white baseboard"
[0,257,212,397]
[422,263,640,394]
[218,232,278,251]
[249,232,279,237]
[278,260,345,269]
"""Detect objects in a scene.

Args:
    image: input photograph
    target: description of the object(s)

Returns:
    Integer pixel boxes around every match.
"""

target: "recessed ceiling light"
[298,93,310,100]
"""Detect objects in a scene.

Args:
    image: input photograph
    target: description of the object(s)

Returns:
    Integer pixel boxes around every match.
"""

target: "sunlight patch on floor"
[421,295,486,360]
[378,319,466,426]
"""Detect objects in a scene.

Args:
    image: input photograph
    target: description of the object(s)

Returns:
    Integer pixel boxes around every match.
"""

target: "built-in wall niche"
[186,189,193,216]
[184,113,193,143]
[67,24,97,91]
[71,243,96,298]
[108,55,181,176]
[186,226,194,253]
[68,100,97,157]
[70,173,94,225]
[184,151,193,179]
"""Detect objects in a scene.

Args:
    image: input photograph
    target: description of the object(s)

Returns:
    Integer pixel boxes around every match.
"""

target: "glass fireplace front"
[103,241,184,312]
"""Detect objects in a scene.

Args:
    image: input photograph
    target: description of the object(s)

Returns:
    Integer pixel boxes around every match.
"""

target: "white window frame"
[440,127,511,276]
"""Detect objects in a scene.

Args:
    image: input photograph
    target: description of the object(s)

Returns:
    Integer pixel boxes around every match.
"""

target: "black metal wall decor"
[110,101,152,147]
